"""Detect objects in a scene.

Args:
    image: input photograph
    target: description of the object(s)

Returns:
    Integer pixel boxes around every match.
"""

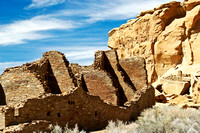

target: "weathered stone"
[107,0,200,84]
[0,56,62,106]
[191,73,200,104]
[184,0,200,11]
[168,95,190,105]
[43,51,76,94]
[94,51,105,70]
[83,70,119,106]
[104,50,136,101]
[0,86,154,131]
[155,89,167,103]
[0,67,46,106]
[161,79,190,95]
[3,120,51,133]
[119,57,147,91]
[0,50,155,131]
[0,83,6,105]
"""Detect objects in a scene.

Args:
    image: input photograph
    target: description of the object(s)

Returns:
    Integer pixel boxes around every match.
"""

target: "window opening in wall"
[95,111,97,117]
[47,111,51,116]
[14,108,19,117]
[68,101,75,105]
[57,113,61,117]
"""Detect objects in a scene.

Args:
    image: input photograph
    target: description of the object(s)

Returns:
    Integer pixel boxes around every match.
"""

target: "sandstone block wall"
[43,51,76,94]
[2,86,154,131]
[119,57,147,91]
[0,51,155,131]
[83,70,119,106]
[0,66,46,106]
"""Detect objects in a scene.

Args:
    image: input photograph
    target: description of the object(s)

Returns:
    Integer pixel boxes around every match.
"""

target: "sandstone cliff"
[108,0,200,84]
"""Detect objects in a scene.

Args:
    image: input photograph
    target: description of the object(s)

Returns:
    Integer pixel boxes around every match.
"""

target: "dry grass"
[48,124,86,133]
[106,105,200,133]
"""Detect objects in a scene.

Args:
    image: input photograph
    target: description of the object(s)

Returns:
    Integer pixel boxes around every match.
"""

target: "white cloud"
[59,0,183,23]
[43,46,109,65]
[0,0,183,46]
[0,46,109,74]
[28,0,65,9]
[0,15,76,46]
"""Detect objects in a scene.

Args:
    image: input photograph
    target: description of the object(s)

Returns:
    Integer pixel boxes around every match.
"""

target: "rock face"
[0,51,155,131]
[108,0,200,84]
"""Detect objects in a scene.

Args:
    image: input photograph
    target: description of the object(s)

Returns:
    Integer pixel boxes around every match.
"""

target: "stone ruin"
[0,50,155,132]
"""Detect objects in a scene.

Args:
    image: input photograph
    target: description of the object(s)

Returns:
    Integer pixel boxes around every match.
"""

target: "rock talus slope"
[108,0,200,84]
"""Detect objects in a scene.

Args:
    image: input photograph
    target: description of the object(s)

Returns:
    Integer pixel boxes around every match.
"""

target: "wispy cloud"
[27,0,66,9]
[43,46,109,65]
[0,46,109,74]
[0,0,183,46]
[0,15,76,46]
[58,0,183,23]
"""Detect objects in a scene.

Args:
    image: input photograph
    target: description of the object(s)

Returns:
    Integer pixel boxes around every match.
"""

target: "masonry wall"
[0,84,6,105]
[0,56,64,106]
[3,86,154,131]
[0,68,46,106]
[0,107,5,130]
[0,50,155,131]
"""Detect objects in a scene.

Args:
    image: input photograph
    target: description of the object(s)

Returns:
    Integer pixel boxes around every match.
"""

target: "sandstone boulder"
[191,73,200,104]
[155,89,167,103]
[161,80,190,95]
[168,95,190,105]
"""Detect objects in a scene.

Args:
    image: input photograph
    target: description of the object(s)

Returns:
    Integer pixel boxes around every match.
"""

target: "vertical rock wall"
[108,0,200,83]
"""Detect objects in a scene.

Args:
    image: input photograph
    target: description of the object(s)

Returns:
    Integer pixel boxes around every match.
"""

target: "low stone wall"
[2,86,154,131]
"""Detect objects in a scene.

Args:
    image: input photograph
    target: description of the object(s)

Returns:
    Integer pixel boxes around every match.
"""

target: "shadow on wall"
[0,84,6,105]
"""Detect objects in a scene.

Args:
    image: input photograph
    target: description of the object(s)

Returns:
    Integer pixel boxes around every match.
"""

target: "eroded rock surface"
[108,0,200,84]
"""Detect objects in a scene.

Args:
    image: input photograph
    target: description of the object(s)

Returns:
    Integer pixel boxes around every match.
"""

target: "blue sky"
[0,0,181,74]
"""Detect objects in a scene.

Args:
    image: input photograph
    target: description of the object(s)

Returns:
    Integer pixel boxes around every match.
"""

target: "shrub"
[38,105,200,133]
[106,105,200,133]
[48,124,86,133]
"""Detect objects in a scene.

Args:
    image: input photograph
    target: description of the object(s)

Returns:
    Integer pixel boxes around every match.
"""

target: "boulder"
[168,95,190,105]
[161,79,190,95]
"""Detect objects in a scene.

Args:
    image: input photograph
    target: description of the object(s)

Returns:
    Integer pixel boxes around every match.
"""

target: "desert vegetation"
[46,105,200,133]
